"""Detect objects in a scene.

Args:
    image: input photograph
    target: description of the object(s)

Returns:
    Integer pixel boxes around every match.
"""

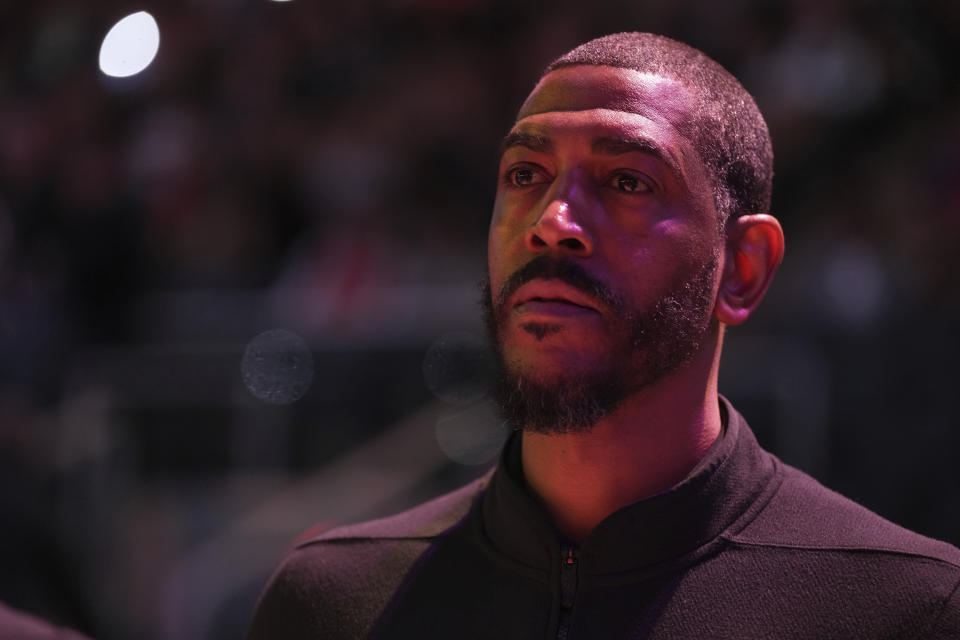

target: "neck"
[520,347,723,544]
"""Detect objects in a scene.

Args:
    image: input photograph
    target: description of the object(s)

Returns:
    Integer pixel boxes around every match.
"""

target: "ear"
[715,214,785,326]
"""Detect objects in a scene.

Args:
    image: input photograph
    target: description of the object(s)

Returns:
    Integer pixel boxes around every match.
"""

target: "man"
[247,33,960,638]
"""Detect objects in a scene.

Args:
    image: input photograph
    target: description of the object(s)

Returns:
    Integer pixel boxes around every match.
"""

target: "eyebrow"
[499,131,680,177]
[591,135,681,176]
[499,131,553,157]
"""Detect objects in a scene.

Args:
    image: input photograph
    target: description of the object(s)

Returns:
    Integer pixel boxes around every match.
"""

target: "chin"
[502,350,621,399]
[503,342,596,375]
[494,352,629,435]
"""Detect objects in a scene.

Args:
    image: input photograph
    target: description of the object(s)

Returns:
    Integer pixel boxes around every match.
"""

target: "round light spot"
[241,329,314,405]
[435,399,508,466]
[98,11,160,78]
[422,331,495,405]
[821,242,889,329]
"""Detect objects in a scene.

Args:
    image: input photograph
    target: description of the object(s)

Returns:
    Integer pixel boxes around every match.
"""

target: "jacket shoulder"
[246,473,491,640]
[298,470,491,546]
[731,462,960,566]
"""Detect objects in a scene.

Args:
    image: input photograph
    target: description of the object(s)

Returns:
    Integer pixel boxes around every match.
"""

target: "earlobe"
[715,214,785,326]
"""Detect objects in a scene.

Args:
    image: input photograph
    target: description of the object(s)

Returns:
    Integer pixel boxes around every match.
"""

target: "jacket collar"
[480,396,780,574]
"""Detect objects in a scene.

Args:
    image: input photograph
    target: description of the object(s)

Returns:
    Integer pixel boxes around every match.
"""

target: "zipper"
[556,546,579,639]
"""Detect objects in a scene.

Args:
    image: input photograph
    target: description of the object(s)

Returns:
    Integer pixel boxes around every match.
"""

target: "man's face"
[484,65,723,433]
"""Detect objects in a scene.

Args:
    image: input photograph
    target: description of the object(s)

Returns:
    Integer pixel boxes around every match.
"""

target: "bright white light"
[98,11,160,78]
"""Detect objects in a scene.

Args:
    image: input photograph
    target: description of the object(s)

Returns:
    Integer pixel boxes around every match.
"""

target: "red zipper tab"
[560,546,579,609]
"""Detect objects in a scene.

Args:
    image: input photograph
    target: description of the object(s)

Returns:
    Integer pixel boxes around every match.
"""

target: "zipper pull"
[560,546,579,609]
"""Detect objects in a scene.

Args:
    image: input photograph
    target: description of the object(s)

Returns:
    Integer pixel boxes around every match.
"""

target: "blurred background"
[0,0,958,638]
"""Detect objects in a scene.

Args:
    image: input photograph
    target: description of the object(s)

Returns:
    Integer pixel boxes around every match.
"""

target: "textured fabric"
[247,398,960,639]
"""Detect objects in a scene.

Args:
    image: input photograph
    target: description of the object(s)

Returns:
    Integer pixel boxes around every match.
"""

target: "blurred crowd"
[0,1,958,638]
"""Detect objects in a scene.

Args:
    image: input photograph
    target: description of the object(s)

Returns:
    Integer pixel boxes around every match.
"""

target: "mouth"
[510,281,601,317]
[514,299,596,318]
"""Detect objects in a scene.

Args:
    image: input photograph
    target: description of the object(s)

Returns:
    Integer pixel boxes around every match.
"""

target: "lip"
[514,300,598,319]
[510,280,601,315]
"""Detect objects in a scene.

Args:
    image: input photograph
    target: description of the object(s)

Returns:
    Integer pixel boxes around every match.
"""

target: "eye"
[506,166,548,188]
[607,171,652,194]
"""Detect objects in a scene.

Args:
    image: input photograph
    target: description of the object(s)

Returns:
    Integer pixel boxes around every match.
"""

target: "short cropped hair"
[545,32,773,229]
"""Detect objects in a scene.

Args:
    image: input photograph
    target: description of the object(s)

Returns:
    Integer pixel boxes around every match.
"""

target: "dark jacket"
[248,398,960,639]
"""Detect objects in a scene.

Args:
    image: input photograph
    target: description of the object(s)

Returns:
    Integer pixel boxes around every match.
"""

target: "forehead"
[516,65,698,132]
[507,66,706,189]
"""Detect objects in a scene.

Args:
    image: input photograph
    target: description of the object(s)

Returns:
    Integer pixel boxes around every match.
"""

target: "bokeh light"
[422,331,495,405]
[241,329,314,405]
[435,399,507,466]
[98,11,160,78]
[820,242,890,330]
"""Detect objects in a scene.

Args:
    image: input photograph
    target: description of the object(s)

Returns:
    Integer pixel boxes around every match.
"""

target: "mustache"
[494,256,623,314]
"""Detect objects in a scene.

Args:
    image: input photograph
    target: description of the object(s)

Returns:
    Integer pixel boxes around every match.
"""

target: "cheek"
[486,220,505,284]
[487,199,525,284]
[489,191,522,241]
[619,225,717,301]
[649,216,718,264]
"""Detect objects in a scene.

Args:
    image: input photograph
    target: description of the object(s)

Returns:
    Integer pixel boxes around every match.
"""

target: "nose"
[524,179,595,257]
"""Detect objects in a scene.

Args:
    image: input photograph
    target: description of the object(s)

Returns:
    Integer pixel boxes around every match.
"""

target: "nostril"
[559,238,585,251]
[529,234,548,248]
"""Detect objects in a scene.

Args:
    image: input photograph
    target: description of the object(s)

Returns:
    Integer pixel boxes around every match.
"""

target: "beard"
[481,252,719,435]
